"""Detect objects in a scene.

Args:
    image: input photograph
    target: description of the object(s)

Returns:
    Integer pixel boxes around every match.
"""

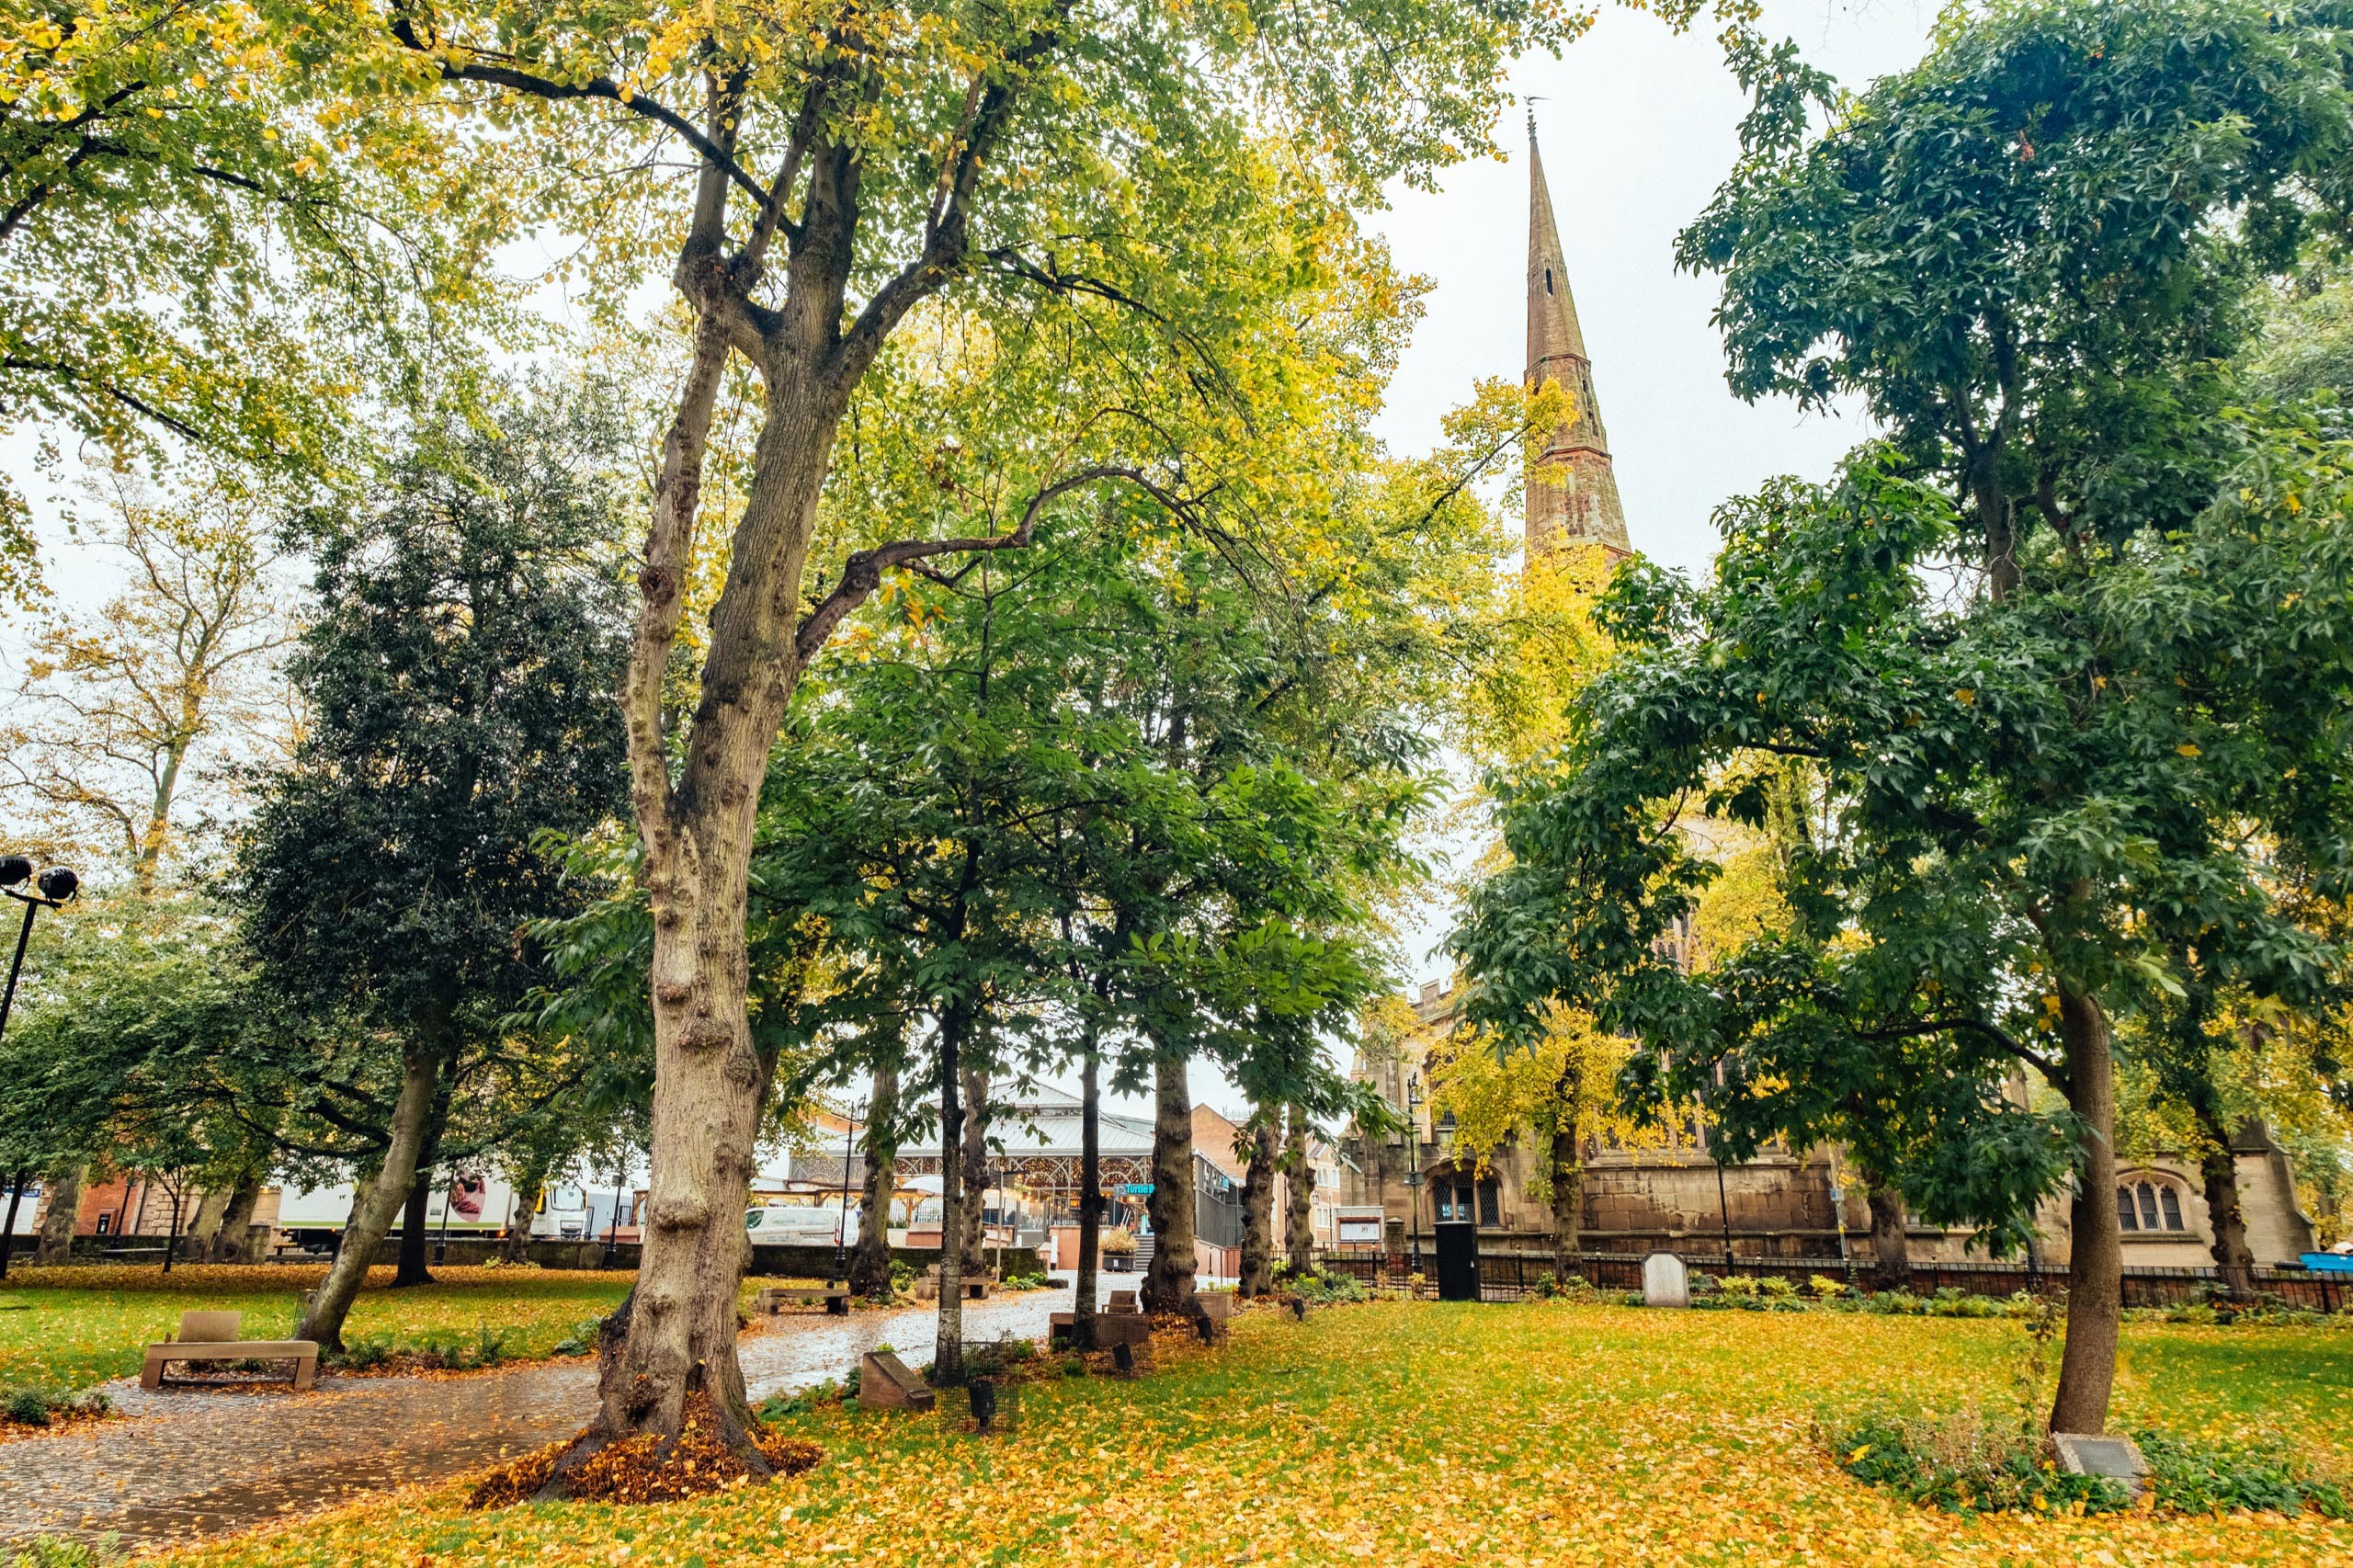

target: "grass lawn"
[0,1265,638,1392]
[148,1298,2349,1567]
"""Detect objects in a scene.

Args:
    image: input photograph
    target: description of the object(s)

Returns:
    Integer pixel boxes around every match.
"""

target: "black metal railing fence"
[1306,1247,2346,1312]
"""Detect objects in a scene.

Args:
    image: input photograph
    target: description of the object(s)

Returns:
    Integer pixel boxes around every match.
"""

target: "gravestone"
[2052,1433,2149,1502]
[858,1350,937,1413]
[1642,1251,1689,1308]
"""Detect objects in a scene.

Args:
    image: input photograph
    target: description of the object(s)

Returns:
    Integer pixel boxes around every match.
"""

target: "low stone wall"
[50,1233,1045,1279]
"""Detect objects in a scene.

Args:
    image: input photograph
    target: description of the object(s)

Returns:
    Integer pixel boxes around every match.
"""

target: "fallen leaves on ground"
[151,1300,2351,1567]
[468,1398,824,1510]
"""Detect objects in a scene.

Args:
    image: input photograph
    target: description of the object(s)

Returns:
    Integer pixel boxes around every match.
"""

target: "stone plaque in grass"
[1643,1251,1689,1308]
[858,1350,936,1413]
[2052,1433,2148,1499]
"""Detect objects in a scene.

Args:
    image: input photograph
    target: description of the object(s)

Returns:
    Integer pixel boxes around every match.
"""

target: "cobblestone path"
[0,1279,1097,1550]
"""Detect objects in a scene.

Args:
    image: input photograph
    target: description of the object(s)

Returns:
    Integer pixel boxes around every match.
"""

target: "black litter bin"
[1435,1221,1479,1301]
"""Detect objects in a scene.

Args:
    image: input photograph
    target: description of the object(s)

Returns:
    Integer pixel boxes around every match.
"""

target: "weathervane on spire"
[1525,95,1545,139]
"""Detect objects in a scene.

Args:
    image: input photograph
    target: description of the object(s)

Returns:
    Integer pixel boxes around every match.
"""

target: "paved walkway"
[0,1278,1113,1550]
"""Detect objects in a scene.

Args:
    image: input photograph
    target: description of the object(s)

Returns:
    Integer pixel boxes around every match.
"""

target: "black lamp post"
[1404,1071,1425,1288]
[828,1099,861,1289]
[0,858,74,1280]
[0,858,76,1042]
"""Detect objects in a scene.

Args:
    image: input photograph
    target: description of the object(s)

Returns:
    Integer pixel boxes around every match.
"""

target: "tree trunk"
[932,1016,968,1381]
[0,1171,26,1278]
[1238,1119,1279,1298]
[210,1175,264,1264]
[186,1186,235,1258]
[583,313,849,1475]
[849,1058,899,1298]
[959,1065,990,1281]
[296,1047,440,1351]
[1866,1183,1911,1294]
[1074,1043,1102,1348]
[393,1170,435,1287]
[1283,1105,1314,1278]
[500,1156,551,1264]
[1142,1043,1196,1313]
[1549,1125,1585,1279]
[2188,1087,2256,1299]
[36,1165,84,1265]
[2050,985,2122,1435]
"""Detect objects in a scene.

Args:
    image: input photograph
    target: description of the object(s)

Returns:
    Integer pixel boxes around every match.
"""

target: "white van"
[745,1198,858,1245]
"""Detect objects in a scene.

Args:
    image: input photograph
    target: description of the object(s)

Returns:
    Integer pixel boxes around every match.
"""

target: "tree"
[1457,429,2353,1437]
[243,383,632,1350]
[1,474,289,880]
[1600,0,2353,1430]
[1424,1004,1631,1278]
[0,4,517,599]
[306,0,1598,1473]
[1681,0,2352,598]
[0,886,271,1275]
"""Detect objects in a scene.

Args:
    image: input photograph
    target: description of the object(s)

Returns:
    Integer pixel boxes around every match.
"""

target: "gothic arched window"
[2160,1186,2185,1230]
[1545,266,1553,295]
[2137,1184,2162,1231]
[2117,1186,2139,1231]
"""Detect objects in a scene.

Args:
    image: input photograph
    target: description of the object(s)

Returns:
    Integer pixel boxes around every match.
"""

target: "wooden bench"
[753,1287,851,1316]
[919,1267,989,1301]
[142,1312,317,1392]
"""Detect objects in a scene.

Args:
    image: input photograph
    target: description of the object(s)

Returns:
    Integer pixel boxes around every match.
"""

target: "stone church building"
[1334,129,2320,1275]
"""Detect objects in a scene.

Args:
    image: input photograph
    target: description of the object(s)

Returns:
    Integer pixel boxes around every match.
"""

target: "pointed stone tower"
[1526,122,1631,560]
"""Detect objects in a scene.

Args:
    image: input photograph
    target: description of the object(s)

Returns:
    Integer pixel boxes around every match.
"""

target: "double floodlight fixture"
[0,857,74,904]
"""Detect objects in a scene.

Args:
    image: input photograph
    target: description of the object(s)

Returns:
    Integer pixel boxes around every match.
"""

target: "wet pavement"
[0,1276,1118,1551]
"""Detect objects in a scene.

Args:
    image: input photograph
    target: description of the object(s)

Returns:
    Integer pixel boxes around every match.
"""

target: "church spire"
[1525,118,1630,561]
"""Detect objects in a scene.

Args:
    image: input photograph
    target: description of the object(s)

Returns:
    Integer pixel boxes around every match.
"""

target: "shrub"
[1756,1276,1799,1301]
[1829,1412,2132,1517]
[887,1259,915,1295]
[0,1387,109,1429]
[1062,1355,1086,1378]
[331,1334,396,1371]
[2134,1428,2347,1518]
[1289,1269,1368,1305]
[7,1532,123,1566]
[1807,1274,1848,1301]
[551,1318,605,1357]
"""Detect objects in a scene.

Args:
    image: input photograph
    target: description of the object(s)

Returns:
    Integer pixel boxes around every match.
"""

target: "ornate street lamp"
[0,858,76,1042]
[828,1098,862,1290]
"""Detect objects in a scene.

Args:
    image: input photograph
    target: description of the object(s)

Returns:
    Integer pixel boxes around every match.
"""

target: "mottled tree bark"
[186,1186,235,1259]
[1865,1183,1911,1294]
[1282,1105,1314,1277]
[36,1165,83,1264]
[1142,1043,1196,1313]
[960,1065,990,1281]
[1074,1044,1103,1347]
[2187,1082,2256,1299]
[849,1059,900,1298]
[296,1045,440,1351]
[1549,1125,1585,1279]
[393,1170,435,1287]
[499,1153,554,1264]
[932,1016,969,1381]
[210,1176,263,1264]
[2051,986,2122,1435]
[1238,1119,1279,1298]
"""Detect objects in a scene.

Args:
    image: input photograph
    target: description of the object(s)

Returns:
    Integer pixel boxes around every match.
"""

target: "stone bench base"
[142,1340,318,1391]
